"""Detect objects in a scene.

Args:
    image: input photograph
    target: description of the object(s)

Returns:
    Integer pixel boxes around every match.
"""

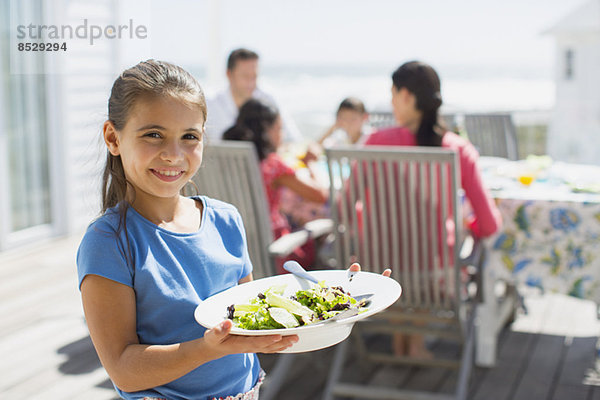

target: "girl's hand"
[348,262,391,277]
[203,319,299,356]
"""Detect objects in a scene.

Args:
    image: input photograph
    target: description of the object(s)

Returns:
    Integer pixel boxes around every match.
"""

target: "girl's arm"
[239,273,253,284]
[81,274,295,393]
[276,173,328,204]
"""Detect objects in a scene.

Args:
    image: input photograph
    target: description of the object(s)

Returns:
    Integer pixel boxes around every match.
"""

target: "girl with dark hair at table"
[364,60,502,358]
[223,98,328,272]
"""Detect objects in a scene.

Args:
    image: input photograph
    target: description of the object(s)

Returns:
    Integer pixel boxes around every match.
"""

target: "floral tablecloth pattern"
[481,157,600,303]
[488,198,600,301]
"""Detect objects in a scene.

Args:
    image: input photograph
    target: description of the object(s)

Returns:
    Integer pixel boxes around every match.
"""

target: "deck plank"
[0,319,90,391]
[467,328,510,397]
[401,339,461,395]
[511,334,567,400]
[1,235,599,400]
[470,331,536,400]
[591,386,600,400]
[552,337,597,400]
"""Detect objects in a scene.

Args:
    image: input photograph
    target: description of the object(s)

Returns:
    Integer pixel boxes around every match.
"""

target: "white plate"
[194,270,401,353]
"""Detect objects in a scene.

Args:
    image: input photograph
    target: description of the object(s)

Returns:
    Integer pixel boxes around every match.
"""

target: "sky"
[139,0,585,76]
[102,0,587,127]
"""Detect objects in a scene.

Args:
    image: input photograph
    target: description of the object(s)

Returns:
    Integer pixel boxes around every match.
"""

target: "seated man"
[205,48,302,143]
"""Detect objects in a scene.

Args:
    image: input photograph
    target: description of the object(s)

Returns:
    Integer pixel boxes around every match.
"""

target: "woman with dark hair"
[367,61,501,237]
[223,99,328,272]
[364,61,502,357]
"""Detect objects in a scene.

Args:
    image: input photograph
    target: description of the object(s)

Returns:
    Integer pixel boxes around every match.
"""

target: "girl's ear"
[103,120,120,156]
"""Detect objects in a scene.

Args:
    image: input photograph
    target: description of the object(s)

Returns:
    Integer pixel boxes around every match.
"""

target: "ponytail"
[392,61,444,147]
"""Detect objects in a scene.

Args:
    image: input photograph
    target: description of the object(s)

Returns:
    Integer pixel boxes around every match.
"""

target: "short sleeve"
[235,210,254,280]
[76,218,135,289]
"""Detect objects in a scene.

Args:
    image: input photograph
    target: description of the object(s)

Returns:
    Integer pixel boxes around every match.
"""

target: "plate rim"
[194,270,402,336]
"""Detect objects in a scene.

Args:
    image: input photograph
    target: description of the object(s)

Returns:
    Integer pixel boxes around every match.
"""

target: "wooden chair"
[463,113,519,160]
[441,113,457,132]
[191,141,333,399]
[191,141,332,279]
[322,146,482,400]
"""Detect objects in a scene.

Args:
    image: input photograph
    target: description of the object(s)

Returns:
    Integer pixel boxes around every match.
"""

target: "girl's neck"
[130,194,202,233]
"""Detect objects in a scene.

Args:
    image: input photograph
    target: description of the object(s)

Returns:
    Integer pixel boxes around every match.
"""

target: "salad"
[226,282,368,330]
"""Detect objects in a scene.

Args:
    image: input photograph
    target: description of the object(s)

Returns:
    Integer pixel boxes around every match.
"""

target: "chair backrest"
[464,113,519,160]
[326,146,461,316]
[440,113,457,132]
[368,111,395,129]
[191,141,275,279]
[368,111,458,133]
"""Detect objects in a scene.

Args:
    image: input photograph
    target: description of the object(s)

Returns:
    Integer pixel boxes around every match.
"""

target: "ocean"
[190,64,555,141]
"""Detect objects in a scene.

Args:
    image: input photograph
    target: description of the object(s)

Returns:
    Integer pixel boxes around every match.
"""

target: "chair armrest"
[303,218,334,238]
[267,219,334,258]
[268,230,310,258]
[459,235,484,269]
[460,235,487,303]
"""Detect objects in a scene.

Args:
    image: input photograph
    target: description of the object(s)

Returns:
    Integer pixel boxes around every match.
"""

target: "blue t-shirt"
[77,196,261,400]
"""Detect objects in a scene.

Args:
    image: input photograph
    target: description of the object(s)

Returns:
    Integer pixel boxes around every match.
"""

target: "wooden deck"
[1,235,599,399]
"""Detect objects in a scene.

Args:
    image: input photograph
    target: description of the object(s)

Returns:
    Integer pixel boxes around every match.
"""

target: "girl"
[364,60,502,358]
[222,99,328,272]
[76,60,300,400]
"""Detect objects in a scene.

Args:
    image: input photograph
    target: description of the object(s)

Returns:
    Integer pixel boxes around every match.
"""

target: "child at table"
[76,60,302,400]
[318,97,369,148]
[363,60,502,358]
[222,98,329,272]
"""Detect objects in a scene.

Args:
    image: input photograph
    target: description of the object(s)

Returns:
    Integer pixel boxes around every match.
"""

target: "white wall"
[547,31,600,164]
[53,0,119,234]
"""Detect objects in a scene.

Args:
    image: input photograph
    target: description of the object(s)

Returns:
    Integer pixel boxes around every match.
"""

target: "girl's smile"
[150,168,186,181]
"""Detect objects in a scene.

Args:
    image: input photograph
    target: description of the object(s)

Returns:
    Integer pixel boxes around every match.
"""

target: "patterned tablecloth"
[278,155,600,303]
[480,156,600,303]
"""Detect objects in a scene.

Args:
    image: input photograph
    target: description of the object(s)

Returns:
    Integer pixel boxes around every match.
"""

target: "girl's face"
[104,95,205,203]
[391,85,421,131]
[267,115,283,149]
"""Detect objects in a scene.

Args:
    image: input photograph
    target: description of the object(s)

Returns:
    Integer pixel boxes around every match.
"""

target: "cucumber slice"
[268,307,300,328]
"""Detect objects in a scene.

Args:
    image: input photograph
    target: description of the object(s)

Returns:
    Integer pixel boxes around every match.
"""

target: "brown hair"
[226,48,259,71]
[222,98,279,161]
[101,59,206,212]
[337,97,366,115]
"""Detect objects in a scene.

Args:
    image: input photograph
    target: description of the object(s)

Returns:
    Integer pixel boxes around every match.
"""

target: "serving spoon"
[282,260,373,303]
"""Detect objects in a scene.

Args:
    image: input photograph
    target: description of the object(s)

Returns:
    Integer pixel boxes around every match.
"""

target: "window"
[0,0,52,247]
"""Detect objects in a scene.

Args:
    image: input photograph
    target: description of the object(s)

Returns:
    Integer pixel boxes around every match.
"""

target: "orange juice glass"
[518,174,535,186]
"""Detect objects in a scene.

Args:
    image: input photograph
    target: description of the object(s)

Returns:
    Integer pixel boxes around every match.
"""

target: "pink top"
[260,152,295,236]
[364,127,502,238]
